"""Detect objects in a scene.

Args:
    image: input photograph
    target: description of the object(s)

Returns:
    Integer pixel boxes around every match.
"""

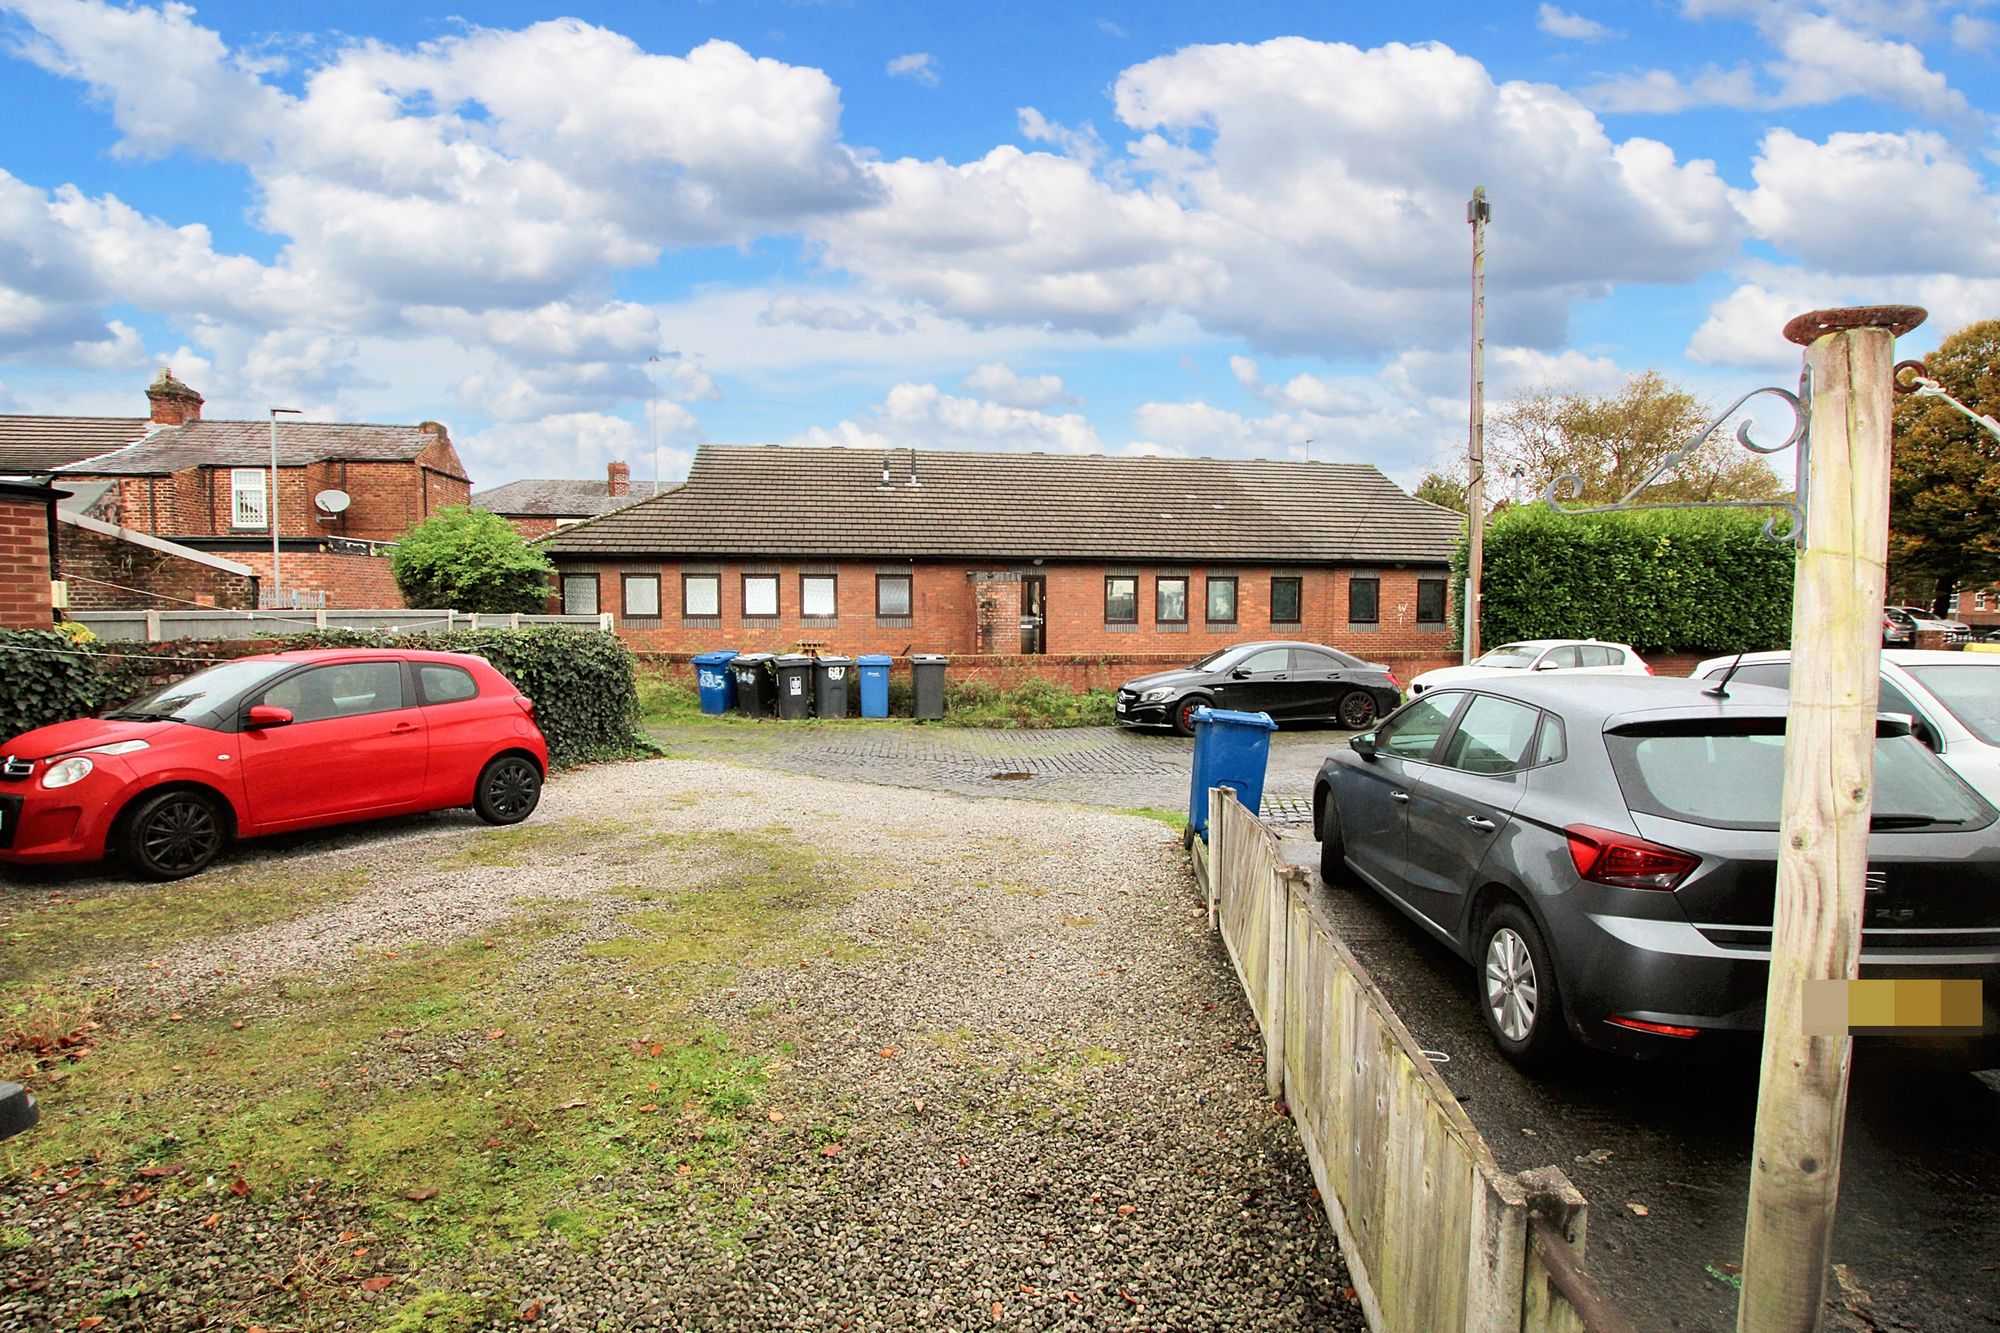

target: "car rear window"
[1605,720,1993,832]
[418,664,480,705]
[1901,665,2000,746]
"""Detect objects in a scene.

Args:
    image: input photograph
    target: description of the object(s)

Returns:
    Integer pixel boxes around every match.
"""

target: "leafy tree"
[1412,469,1468,512]
[390,506,555,613]
[1888,319,2000,614]
[1491,371,1788,508]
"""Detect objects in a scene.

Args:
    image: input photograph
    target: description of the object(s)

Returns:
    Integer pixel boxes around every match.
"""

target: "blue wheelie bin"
[691,650,739,716]
[857,654,893,719]
[1187,708,1278,844]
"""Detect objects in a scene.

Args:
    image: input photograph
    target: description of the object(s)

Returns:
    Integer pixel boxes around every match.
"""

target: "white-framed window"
[743,573,779,618]
[802,574,837,618]
[683,573,719,617]
[231,468,268,528]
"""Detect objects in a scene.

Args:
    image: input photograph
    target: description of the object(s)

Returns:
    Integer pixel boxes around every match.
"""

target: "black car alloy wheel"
[1173,695,1211,737]
[475,755,542,825]
[1337,691,1379,729]
[126,789,224,880]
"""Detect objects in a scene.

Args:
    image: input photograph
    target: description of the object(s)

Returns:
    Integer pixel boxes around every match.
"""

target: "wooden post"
[1738,305,1924,1332]
[1264,865,1300,1099]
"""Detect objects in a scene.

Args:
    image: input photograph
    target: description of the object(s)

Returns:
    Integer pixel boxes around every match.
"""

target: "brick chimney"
[146,368,203,426]
[608,461,630,497]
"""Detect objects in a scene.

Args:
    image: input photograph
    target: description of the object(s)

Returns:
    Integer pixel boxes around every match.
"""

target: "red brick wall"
[502,515,563,541]
[57,524,257,611]
[0,494,55,630]
[559,557,1455,660]
[228,548,407,609]
[637,650,1460,693]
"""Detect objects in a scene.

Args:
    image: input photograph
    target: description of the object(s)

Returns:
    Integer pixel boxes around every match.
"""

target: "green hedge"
[0,626,651,770]
[1452,506,1796,654]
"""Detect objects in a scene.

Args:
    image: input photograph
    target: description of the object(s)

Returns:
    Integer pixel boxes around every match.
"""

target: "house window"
[1349,576,1380,625]
[802,574,838,619]
[562,574,599,616]
[1271,577,1302,625]
[743,574,779,618]
[876,574,912,618]
[1417,578,1447,626]
[1155,576,1188,624]
[231,468,268,529]
[683,573,719,617]
[1105,576,1138,624]
[1206,575,1237,625]
[623,574,660,619]
[1979,591,1993,613]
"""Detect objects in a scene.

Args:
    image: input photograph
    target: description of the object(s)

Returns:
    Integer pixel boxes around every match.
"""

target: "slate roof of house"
[540,444,1464,564]
[473,478,668,518]
[53,420,467,479]
[0,416,149,473]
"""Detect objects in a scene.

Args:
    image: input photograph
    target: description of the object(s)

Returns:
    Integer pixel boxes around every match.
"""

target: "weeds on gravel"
[1,824,865,1331]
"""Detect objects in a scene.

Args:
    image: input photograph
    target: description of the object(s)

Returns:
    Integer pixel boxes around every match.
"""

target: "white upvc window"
[231,468,268,528]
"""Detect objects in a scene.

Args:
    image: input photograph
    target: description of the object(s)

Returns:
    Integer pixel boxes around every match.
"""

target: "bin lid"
[857,654,893,665]
[733,651,774,665]
[691,650,740,666]
[1191,707,1277,731]
[910,654,949,664]
[814,654,853,666]
[774,653,813,666]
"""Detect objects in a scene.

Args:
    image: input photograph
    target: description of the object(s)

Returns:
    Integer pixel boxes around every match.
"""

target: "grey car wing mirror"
[1349,733,1378,760]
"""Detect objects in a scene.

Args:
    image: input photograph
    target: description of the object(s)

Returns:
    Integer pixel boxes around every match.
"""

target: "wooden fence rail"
[1194,789,1634,1333]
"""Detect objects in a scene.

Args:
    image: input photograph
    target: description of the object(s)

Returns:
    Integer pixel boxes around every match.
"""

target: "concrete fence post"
[314,609,327,629]
[143,609,160,642]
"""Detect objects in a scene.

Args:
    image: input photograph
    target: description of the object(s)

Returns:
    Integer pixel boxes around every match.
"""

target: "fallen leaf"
[79,1318,105,1329]
[1627,1202,1650,1217]
[990,1302,1003,1320]
[877,1047,899,1059]
[227,1178,250,1198]
[1116,1204,1135,1216]
[200,1213,220,1229]
[1574,1148,1614,1166]
[637,1104,658,1114]
[676,1163,692,1174]
[767,1111,785,1124]
[555,1100,587,1111]
[1019,1285,1036,1295]
[486,1030,506,1041]
[650,1043,663,1057]
[167,1014,184,1022]
[405,1187,439,1202]
[231,1021,245,1031]
[1342,1286,1357,1302]
[482,940,495,949]
[351,1247,369,1258]
[820,1145,840,1157]
[115,1186,157,1208]
[359,1276,396,1293]
[1066,1292,1081,1305]
[519,1298,544,1322]
[1119,1289,1139,1306]
[957,1155,969,1168]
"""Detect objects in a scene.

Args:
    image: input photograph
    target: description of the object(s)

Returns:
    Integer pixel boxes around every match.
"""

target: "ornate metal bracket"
[1542,366,1813,545]
[1894,360,2000,445]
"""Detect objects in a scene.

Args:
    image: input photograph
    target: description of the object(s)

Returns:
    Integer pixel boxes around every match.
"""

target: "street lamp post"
[268,407,301,608]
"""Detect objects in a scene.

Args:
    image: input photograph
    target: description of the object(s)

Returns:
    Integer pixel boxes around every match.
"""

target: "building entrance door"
[1021,576,1047,654]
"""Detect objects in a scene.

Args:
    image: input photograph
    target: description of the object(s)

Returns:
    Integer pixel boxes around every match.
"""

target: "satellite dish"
[314,489,352,514]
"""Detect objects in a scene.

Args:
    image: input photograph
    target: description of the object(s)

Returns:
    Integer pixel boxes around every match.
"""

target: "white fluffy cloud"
[959,362,1079,409]
[791,381,1103,454]
[886,52,937,86]
[462,410,698,489]
[1538,5,1617,40]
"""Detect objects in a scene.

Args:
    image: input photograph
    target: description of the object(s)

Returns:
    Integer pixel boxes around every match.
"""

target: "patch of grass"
[375,1288,513,1333]
[0,1226,29,1251]
[941,677,1116,729]
[636,674,705,724]
[2,824,860,1329]
[0,864,374,990]
[434,818,630,870]
[1118,806,1189,831]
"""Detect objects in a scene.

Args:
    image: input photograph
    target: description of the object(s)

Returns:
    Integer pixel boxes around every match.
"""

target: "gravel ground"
[0,759,1362,1331]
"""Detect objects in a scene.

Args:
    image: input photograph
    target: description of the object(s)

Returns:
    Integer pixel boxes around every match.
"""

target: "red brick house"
[0,370,471,608]
[542,444,1464,683]
[474,461,665,539]
[0,479,65,630]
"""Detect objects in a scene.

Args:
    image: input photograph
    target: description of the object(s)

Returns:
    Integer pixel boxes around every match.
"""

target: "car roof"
[1490,638,1632,650]
[246,647,494,668]
[1221,640,1351,653]
[1420,673,1791,723]
[1691,648,1997,675]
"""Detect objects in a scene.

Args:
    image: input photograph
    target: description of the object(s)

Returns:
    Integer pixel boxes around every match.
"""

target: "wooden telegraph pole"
[1738,305,1926,1331]
[1464,187,1490,663]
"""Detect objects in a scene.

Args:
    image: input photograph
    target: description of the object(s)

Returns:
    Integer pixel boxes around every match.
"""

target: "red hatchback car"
[0,648,548,880]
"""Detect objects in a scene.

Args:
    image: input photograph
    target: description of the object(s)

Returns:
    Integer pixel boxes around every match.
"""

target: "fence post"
[510,612,521,629]
[314,609,327,629]
[1206,785,1225,928]
[1265,865,1303,1099]
[143,609,160,642]
[1740,306,1918,1332]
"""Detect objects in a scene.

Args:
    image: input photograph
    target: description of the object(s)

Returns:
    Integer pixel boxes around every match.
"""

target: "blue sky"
[1,0,1995,490]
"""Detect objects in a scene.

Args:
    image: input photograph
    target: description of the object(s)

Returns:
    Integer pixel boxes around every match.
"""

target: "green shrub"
[0,629,128,744]
[1453,506,1796,654]
[389,506,555,614]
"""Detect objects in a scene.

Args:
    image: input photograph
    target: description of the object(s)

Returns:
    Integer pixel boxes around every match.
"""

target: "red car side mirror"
[246,705,294,728]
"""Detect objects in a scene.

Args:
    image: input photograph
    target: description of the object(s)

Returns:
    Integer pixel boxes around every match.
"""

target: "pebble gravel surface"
[1,759,1363,1331]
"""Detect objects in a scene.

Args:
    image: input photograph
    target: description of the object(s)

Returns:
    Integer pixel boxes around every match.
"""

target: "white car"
[1888,605,1971,644]
[1689,649,2000,804]
[1409,639,1651,695]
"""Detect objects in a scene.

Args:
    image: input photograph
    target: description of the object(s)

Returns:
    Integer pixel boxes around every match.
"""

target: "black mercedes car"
[1115,641,1403,735]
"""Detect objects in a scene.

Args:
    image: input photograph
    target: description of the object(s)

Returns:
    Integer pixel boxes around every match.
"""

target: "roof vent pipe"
[907,445,921,487]
[881,454,891,485]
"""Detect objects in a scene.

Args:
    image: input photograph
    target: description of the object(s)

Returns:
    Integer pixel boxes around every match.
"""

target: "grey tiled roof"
[55,420,463,477]
[0,416,148,473]
[541,444,1463,564]
[473,478,668,517]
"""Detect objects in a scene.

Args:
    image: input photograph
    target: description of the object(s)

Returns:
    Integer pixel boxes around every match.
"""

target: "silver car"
[1314,676,2000,1070]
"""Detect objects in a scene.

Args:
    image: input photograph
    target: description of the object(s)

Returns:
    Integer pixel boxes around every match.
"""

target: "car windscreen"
[1901,665,2000,746]
[104,659,295,724]
[1605,719,1994,832]
[1472,644,1539,669]
[1190,647,1241,671]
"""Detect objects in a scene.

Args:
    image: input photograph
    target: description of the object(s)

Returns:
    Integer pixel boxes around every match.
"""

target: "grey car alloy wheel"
[1485,926,1539,1043]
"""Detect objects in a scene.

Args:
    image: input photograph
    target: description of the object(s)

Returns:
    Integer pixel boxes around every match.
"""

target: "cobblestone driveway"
[646,719,1350,825]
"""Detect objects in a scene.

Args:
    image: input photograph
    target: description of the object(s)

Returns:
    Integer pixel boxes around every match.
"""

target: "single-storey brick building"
[541,445,1464,680]
[0,479,65,630]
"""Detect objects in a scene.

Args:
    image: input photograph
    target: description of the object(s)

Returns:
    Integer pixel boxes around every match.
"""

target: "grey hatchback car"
[1314,676,2000,1069]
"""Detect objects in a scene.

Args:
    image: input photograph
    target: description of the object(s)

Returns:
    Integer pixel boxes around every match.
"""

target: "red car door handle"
[390,723,420,734]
